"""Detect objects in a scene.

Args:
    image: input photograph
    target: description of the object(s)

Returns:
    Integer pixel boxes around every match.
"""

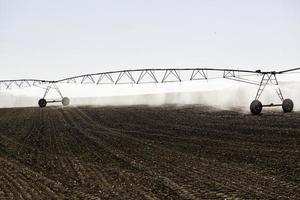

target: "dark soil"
[0,105,299,199]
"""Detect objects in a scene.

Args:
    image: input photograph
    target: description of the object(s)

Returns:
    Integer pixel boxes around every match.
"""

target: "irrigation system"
[0,67,299,115]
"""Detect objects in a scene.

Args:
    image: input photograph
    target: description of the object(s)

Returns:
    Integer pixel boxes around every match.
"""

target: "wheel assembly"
[62,97,70,106]
[38,99,47,108]
[282,99,293,113]
[250,100,263,115]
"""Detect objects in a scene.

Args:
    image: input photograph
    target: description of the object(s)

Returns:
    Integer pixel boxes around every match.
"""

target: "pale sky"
[1,0,300,80]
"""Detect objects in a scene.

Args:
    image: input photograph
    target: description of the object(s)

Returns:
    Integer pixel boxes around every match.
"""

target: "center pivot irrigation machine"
[0,67,299,115]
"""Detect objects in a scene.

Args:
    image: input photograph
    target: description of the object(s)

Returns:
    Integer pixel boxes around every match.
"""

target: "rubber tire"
[38,99,47,108]
[250,100,263,115]
[62,97,70,106]
[282,99,293,113]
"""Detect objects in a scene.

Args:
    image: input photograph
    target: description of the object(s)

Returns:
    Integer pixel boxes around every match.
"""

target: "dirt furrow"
[0,156,67,199]
[61,108,200,199]
[71,107,299,199]
[0,106,299,199]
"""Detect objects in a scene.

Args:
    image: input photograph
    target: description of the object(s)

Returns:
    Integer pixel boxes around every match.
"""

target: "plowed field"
[0,106,299,199]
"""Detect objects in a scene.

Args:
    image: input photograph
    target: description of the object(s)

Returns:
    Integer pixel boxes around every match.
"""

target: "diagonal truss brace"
[137,70,159,84]
[223,70,260,85]
[161,70,181,83]
[43,83,64,99]
[115,71,136,84]
[190,69,207,80]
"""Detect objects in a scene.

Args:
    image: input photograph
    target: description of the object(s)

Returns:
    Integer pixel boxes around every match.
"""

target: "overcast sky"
[0,0,300,80]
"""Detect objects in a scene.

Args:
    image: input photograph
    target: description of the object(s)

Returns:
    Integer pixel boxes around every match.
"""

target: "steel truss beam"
[2,68,291,89]
[56,68,262,85]
[0,80,46,90]
[1,68,299,89]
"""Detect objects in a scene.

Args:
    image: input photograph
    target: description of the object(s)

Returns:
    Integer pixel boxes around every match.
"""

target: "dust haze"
[0,81,299,112]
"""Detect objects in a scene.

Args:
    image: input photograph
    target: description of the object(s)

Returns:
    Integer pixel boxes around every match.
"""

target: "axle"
[250,99,294,115]
[38,97,70,108]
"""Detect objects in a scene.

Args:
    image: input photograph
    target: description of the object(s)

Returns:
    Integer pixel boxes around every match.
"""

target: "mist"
[0,80,299,113]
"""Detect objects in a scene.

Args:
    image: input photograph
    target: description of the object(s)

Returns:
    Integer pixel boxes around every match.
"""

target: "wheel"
[250,100,262,115]
[38,99,47,108]
[282,99,293,113]
[62,97,70,106]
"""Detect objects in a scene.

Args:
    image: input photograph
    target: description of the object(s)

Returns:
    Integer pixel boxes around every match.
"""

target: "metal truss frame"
[56,68,261,85]
[0,80,46,90]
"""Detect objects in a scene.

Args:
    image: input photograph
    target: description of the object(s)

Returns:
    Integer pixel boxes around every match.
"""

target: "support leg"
[250,73,293,114]
[38,83,70,108]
